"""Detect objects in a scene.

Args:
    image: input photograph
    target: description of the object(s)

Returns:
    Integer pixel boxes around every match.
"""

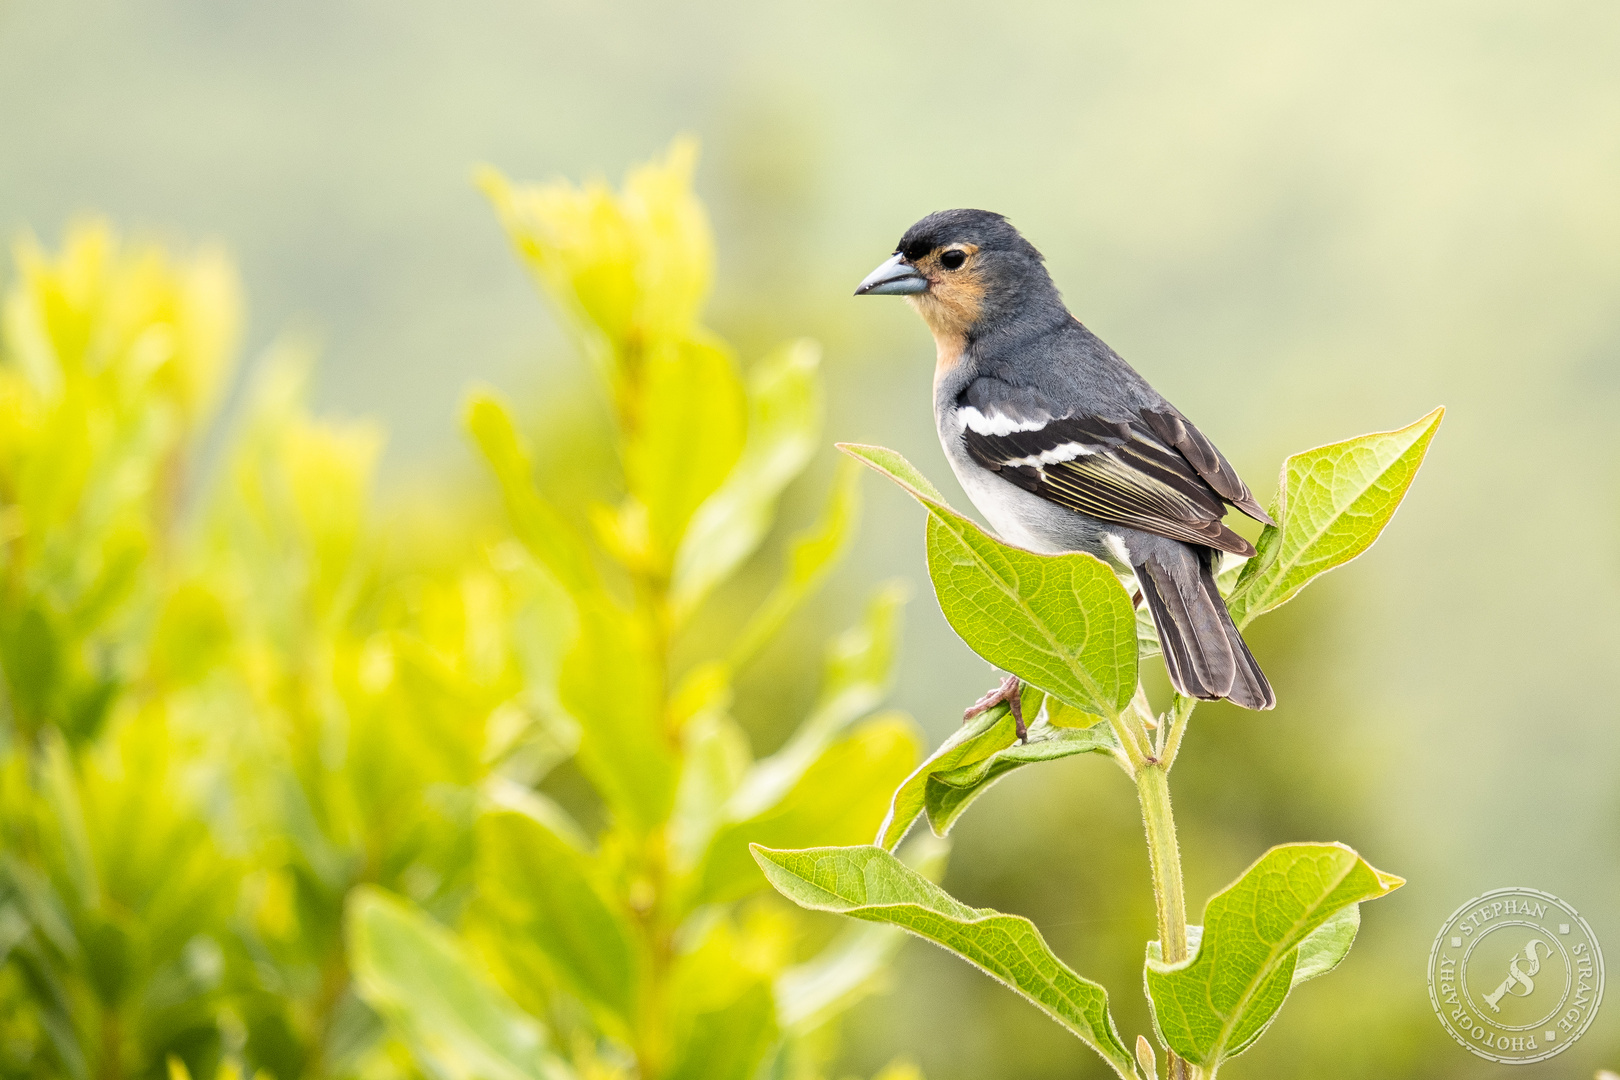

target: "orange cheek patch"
[913,265,985,344]
[906,245,984,387]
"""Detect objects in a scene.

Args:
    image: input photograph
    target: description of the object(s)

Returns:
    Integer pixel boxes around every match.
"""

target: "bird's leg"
[963,674,1026,741]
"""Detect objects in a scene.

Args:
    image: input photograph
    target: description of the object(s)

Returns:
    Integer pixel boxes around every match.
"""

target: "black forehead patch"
[896,208,1043,263]
[900,236,936,261]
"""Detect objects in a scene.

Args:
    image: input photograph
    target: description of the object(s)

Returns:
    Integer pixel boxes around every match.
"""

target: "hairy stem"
[1136,760,1199,1080]
[1136,764,1188,962]
[1156,694,1197,770]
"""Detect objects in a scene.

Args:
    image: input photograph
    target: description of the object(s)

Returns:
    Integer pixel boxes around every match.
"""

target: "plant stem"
[1135,764,1188,963]
[1157,694,1197,770]
[1136,759,1199,1080]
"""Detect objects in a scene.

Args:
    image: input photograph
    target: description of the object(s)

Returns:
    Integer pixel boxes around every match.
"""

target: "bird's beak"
[854,253,928,296]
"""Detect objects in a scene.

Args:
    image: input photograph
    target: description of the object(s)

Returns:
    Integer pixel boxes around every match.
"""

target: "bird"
[855,208,1275,718]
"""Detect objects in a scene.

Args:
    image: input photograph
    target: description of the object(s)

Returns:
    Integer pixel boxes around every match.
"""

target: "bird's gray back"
[960,315,1166,420]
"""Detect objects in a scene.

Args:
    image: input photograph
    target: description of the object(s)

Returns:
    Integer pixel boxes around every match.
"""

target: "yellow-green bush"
[0,145,925,1080]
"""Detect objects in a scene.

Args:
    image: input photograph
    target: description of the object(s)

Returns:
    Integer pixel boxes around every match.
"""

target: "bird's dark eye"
[940,249,967,270]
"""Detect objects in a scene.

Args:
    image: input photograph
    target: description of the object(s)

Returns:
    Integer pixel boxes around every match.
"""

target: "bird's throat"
[928,329,966,391]
[909,294,971,389]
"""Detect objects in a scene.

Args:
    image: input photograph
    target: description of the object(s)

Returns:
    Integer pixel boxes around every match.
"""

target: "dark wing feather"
[1139,407,1273,525]
[962,408,1264,557]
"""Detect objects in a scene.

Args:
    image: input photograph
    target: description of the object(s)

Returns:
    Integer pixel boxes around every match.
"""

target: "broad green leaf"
[875,684,1046,850]
[673,339,824,620]
[0,905,29,968]
[727,583,906,819]
[1291,903,1360,985]
[814,581,909,730]
[622,335,747,564]
[696,716,920,905]
[476,811,640,1023]
[465,392,598,598]
[1228,407,1443,627]
[925,718,1118,840]
[500,555,583,783]
[1134,599,1160,662]
[477,165,632,378]
[477,140,711,381]
[557,597,678,833]
[841,444,1136,719]
[752,844,1138,1079]
[620,137,713,340]
[664,919,780,1080]
[665,982,777,1080]
[483,778,590,852]
[38,733,98,909]
[727,453,863,669]
[1143,843,1402,1070]
[0,855,79,962]
[1168,905,1358,1000]
[774,835,947,1032]
[669,693,752,870]
[346,886,569,1080]
[774,922,902,1033]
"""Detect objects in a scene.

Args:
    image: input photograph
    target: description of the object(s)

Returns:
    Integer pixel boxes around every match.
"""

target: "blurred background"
[4,1,1619,1077]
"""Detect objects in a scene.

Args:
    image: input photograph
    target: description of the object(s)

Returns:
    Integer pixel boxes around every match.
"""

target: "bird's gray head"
[855,209,1061,348]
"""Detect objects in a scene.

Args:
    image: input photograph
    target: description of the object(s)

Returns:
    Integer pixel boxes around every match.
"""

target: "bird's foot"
[963,674,1026,742]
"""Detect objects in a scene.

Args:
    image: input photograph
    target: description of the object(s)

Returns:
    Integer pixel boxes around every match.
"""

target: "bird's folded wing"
[1137,407,1273,525]
[960,406,1265,557]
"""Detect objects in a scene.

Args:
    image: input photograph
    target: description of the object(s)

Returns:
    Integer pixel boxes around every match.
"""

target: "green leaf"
[666,982,777,1080]
[774,834,947,1033]
[670,700,753,870]
[726,454,863,669]
[1143,843,1402,1070]
[623,335,747,563]
[1228,407,1443,627]
[465,392,597,598]
[727,582,907,820]
[557,597,679,833]
[37,733,99,909]
[664,921,780,1080]
[1169,903,1358,1007]
[346,886,570,1080]
[840,444,1136,719]
[775,922,902,1033]
[696,717,920,905]
[1291,903,1360,986]
[875,684,1049,850]
[753,844,1138,1079]
[672,339,824,621]
[475,810,640,1024]
[924,717,1118,841]
[476,140,711,384]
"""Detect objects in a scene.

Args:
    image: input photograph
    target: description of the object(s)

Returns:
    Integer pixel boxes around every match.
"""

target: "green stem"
[1157,694,1197,769]
[1136,759,1199,1080]
[1135,764,1188,964]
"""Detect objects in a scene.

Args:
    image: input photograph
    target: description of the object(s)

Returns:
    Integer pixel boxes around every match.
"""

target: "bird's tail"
[1135,548,1275,710]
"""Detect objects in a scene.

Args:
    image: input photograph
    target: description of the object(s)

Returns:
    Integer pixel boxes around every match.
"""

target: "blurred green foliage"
[0,146,927,1080]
